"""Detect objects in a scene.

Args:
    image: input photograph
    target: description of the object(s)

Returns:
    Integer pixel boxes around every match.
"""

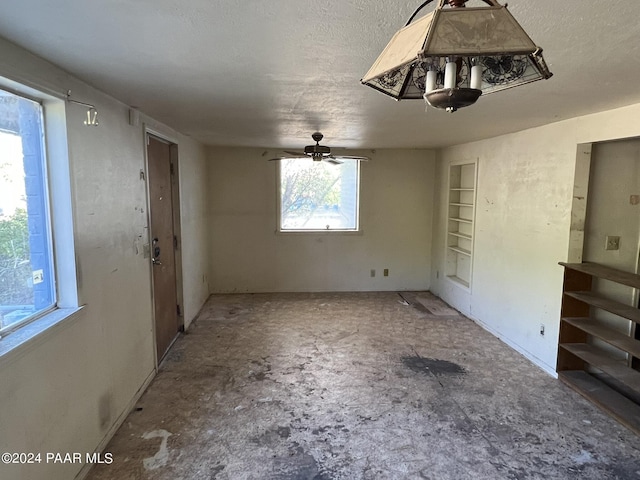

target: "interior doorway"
[146,133,182,362]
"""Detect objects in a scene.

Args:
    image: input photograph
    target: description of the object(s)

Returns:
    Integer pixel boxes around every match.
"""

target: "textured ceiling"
[1,0,640,149]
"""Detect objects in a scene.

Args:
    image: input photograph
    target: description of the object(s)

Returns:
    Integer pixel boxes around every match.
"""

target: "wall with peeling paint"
[430,103,640,375]
[0,37,210,480]
[207,147,436,293]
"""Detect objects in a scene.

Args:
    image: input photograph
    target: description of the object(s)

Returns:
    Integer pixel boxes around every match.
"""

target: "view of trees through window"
[0,90,54,333]
[279,158,359,231]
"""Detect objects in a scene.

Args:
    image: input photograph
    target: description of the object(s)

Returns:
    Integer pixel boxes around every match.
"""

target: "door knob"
[152,237,162,265]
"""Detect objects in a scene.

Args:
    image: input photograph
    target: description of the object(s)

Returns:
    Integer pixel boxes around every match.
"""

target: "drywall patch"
[142,429,172,470]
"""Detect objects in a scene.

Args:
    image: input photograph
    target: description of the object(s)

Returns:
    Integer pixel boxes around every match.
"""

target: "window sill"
[0,306,84,367]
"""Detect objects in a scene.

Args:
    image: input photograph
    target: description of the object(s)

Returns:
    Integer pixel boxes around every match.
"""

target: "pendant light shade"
[361,0,552,112]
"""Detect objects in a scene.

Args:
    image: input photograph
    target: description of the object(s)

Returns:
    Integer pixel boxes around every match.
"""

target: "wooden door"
[147,135,179,361]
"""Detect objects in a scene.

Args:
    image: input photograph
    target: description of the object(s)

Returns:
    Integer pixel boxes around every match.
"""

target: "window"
[278,158,360,232]
[0,89,56,336]
[0,81,79,352]
[0,78,78,357]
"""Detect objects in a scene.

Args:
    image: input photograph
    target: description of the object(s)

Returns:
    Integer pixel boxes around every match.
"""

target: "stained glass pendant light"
[361,0,552,112]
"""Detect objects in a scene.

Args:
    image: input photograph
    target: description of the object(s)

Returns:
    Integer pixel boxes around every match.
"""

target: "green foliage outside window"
[281,161,340,216]
[0,208,32,306]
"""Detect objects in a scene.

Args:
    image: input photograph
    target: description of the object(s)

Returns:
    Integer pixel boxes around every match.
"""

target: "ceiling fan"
[269,132,370,164]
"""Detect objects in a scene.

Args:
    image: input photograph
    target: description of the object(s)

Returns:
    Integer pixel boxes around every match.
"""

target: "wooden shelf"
[560,262,640,289]
[448,246,471,257]
[558,262,640,435]
[562,317,640,357]
[564,291,640,324]
[447,162,476,289]
[560,343,640,392]
[559,371,640,435]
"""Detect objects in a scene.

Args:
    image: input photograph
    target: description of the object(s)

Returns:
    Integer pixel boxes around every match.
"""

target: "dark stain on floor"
[249,357,272,381]
[273,448,333,480]
[210,464,225,479]
[252,428,290,447]
[402,356,466,377]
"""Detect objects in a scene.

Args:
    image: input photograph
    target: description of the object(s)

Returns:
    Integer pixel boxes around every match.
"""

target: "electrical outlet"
[384,268,389,277]
[370,269,376,277]
[605,235,620,251]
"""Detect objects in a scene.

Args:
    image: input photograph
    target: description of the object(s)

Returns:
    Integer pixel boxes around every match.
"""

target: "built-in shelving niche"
[557,262,640,435]
[446,162,477,288]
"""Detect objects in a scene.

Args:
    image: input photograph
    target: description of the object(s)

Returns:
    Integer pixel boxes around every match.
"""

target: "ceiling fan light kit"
[361,0,552,112]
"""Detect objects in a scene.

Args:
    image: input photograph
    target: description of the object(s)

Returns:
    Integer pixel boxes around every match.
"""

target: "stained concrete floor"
[87,292,640,480]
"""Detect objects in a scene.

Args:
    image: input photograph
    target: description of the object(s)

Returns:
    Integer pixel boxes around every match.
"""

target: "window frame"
[276,158,362,234]
[0,91,56,336]
[0,77,81,360]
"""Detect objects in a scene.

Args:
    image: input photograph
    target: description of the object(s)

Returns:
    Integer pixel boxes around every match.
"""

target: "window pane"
[280,158,359,231]
[0,90,54,334]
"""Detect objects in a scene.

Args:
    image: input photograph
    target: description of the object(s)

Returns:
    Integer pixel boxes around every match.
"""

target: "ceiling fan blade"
[283,150,306,157]
[324,156,344,165]
[268,157,288,162]
[334,155,370,161]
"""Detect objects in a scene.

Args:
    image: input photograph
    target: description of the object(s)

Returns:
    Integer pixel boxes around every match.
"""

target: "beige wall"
[431,103,640,375]
[0,38,210,480]
[208,147,436,292]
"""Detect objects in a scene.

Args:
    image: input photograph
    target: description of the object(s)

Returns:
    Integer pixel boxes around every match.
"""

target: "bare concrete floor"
[87,292,640,480]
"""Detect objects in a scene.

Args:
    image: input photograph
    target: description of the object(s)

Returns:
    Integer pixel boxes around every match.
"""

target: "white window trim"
[0,77,81,362]
[276,159,362,233]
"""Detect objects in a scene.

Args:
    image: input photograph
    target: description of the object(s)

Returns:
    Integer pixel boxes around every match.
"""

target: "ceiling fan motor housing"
[305,132,331,159]
[304,144,331,156]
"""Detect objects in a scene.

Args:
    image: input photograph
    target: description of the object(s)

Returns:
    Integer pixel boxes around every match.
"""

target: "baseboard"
[74,368,157,480]
[468,314,558,379]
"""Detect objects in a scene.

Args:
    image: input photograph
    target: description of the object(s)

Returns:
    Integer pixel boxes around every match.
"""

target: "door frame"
[143,127,184,367]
